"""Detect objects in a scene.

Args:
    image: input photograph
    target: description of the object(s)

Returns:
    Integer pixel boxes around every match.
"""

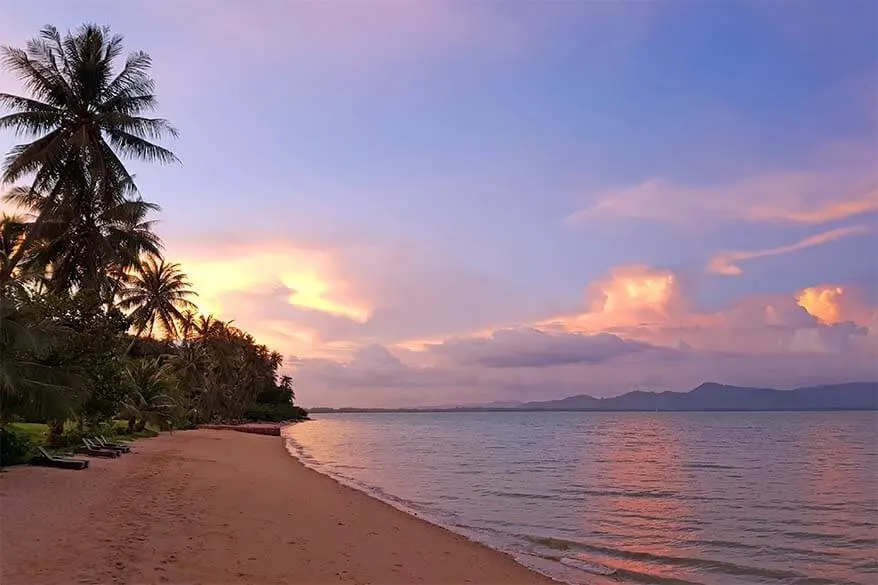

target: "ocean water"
[283,411,878,585]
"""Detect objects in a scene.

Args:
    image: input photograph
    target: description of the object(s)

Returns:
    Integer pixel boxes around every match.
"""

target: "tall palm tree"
[118,256,197,339]
[0,23,178,283]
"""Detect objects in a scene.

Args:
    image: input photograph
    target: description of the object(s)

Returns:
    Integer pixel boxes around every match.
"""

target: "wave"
[523,535,845,583]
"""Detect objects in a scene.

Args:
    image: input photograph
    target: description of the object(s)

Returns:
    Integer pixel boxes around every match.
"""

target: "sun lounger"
[75,439,120,458]
[29,447,89,470]
[88,437,127,454]
[96,435,131,453]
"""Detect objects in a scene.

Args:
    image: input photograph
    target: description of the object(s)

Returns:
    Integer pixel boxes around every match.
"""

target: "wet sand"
[0,429,554,585]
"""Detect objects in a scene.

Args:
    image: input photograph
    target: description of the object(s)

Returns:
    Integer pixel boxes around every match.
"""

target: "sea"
[283,411,877,585]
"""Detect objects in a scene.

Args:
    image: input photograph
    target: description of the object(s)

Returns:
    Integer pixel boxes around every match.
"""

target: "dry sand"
[0,429,555,585]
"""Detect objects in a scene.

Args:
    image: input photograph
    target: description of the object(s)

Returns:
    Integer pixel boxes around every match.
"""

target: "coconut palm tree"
[0,214,36,294]
[0,23,178,283]
[118,256,197,339]
[5,184,163,297]
[122,357,176,432]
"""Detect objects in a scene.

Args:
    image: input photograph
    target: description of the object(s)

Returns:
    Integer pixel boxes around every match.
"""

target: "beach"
[0,429,554,585]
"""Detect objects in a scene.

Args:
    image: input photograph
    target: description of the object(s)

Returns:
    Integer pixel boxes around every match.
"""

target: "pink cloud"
[707,224,872,276]
[523,265,875,358]
[565,161,878,227]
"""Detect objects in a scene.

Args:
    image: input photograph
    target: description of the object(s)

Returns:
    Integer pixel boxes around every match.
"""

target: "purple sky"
[2,1,876,407]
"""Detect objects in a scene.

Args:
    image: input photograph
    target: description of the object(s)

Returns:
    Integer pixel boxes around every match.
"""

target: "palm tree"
[0,214,37,294]
[5,185,163,297]
[279,375,295,403]
[118,256,197,339]
[122,357,176,432]
[0,23,178,283]
[0,288,74,423]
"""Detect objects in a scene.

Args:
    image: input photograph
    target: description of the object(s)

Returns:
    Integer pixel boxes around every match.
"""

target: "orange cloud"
[796,285,876,326]
[492,264,877,357]
[538,265,686,337]
[708,225,872,276]
[174,243,371,323]
[586,264,677,316]
[797,286,845,324]
[566,168,878,227]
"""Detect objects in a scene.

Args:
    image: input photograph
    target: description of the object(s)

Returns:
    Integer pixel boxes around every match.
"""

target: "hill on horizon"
[309,382,878,412]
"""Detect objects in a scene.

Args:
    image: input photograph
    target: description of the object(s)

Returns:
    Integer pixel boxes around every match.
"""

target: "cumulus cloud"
[796,284,877,326]
[545,265,874,356]
[707,225,872,275]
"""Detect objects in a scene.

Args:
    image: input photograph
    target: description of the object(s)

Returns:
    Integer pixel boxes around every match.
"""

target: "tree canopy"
[0,24,306,445]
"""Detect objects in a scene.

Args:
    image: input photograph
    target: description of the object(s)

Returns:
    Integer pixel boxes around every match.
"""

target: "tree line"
[0,24,306,453]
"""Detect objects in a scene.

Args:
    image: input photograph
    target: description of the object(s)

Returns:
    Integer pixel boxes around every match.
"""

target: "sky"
[1,1,876,407]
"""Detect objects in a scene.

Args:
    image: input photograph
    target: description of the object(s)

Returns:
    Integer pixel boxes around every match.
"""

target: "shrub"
[51,427,90,448]
[0,427,37,466]
[243,403,308,422]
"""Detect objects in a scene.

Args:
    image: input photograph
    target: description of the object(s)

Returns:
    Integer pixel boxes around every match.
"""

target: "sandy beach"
[0,429,554,585]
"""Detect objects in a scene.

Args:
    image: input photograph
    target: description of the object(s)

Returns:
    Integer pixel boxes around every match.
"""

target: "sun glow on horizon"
[166,244,374,359]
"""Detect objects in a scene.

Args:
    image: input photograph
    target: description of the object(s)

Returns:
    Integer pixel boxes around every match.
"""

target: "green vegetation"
[0,24,307,465]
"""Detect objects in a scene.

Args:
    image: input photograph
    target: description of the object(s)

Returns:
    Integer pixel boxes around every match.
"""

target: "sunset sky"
[2,1,876,407]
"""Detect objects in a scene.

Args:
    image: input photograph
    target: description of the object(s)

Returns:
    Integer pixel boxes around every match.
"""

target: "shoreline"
[282,430,570,583]
[1,429,555,585]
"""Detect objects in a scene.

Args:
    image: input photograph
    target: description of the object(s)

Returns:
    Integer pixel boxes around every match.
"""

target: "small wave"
[523,535,821,581]
[560,556,617,576]
[488,490,573,501]
[683,462,738,470]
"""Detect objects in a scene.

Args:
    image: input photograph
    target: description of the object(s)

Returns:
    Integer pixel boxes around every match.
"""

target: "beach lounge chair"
[91,436,129,453]
[96,435,131,453]
[75,439,120,458]
[29,447,89,470]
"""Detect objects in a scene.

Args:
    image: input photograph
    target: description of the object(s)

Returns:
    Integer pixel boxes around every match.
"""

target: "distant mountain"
[518,382,878,411]
[308,382,878,413]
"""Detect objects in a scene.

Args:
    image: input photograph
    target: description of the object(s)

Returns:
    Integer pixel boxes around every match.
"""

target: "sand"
[0,429,555,585]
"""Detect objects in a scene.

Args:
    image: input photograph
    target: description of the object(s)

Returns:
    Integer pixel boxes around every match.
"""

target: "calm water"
[284,412,877,585]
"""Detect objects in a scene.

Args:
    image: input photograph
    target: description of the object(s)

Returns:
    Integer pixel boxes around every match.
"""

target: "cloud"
[292,330,877,408]
[539,264,689,336]
[532,264,875,357]
[565,166,878,227]
[797,284,877,326]
[173,241,371,324]
[288,261,877,407]
[707,224,872,276]
[428,328,657,368]
[166,234,554,362]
